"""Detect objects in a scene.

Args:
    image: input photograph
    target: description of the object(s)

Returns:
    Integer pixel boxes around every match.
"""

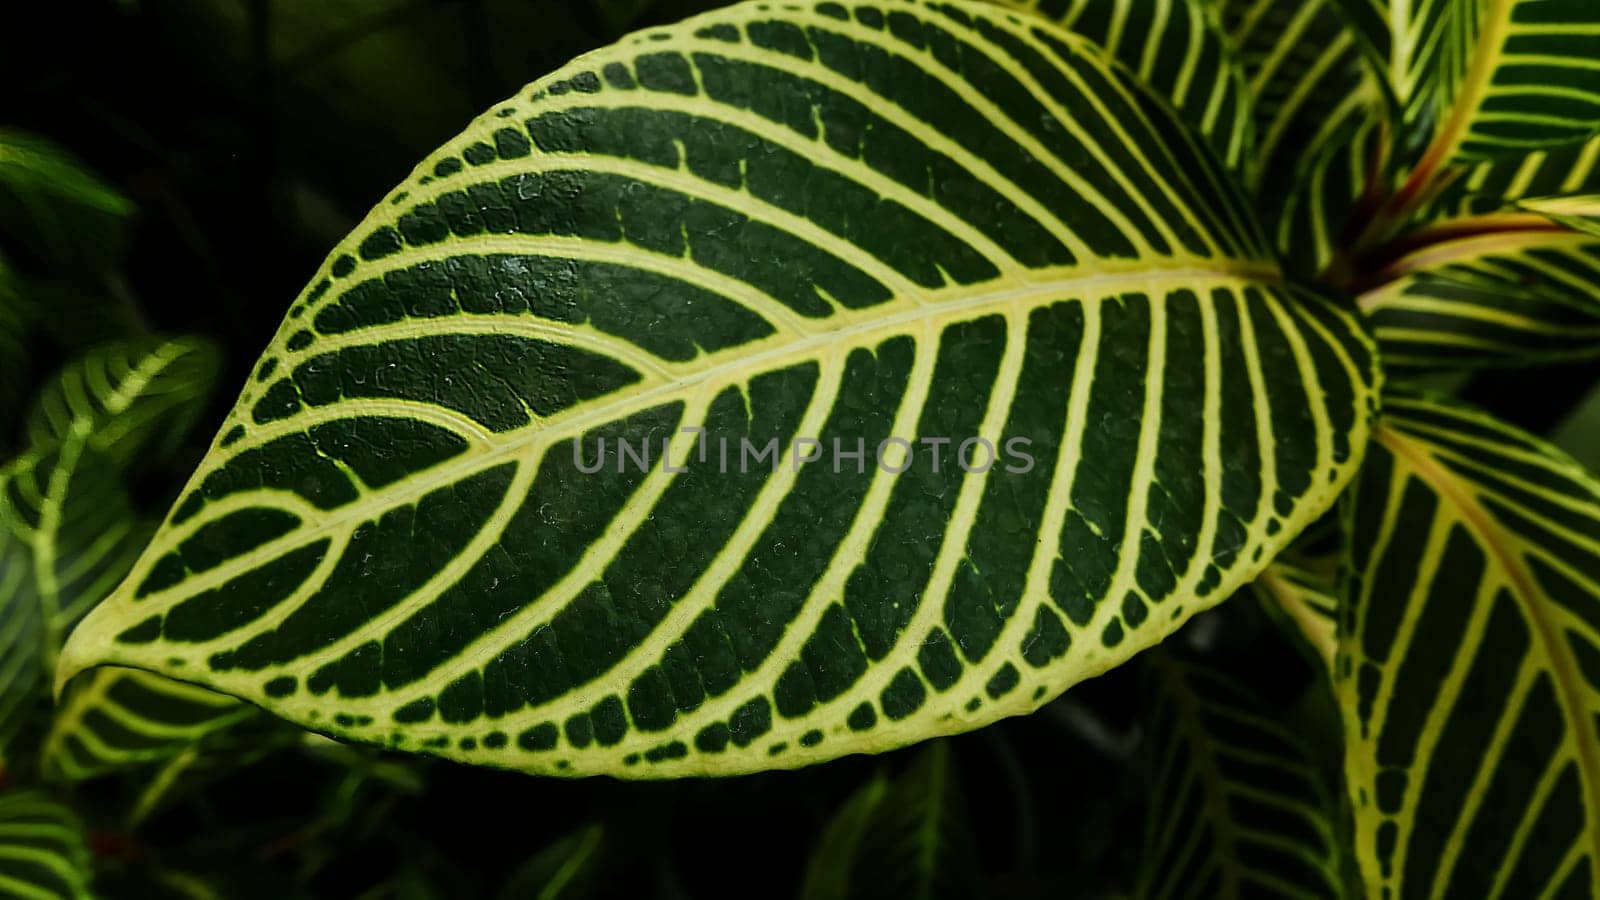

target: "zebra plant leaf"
[999,0,1255,175]
[57,0,1380,777]
[1137,653,1342,899]
[1338,0,1600,164]
[1338,394,1600,897]
[42,668,253,782]
[24,338,221,467]
[1217,0,1391,273]
[1359,225,1600,369]
[1519,193,1600,237]
[0,449,146,652]
[1426,134,1600,219]
[0,791,92,900]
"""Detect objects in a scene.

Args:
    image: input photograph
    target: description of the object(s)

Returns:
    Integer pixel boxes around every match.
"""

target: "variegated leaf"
[41,668,253,782]
[1000,0,1255,175]
[1339,394,1600,897]
[1138,653,1343,899]
[1337,0,1600,163]
[0,791,92,900]
[1359,224,1600,369]
[1216,0,1391,273]
[59,0,1379,777]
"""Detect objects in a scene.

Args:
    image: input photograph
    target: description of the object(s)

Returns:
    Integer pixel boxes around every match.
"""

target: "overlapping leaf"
[1358,223,1600,369]
[1250,562,1338,670]
[1137,654,1342,899]
[1338,0,1600,164]
[23,338,221,467]
[1000,0,1255,175]
[0,338,234,777]
[1216,0,1391,272]
[59,0,1379,777]
[801,741,980,900]
[42,668,253,782]
[0,791,92,900]
[1338,394,1600,897]
[1426,133,1600,219]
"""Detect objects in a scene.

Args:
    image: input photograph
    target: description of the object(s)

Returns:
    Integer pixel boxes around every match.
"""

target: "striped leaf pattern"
[0,530,46,752]
[0,338,239,778]
[1338,394,1600,897]
[0,450,145,657]
[0,791,92,900]
[23,337,220,467]
[999,0,1255,174]
[1251,561,1338,670]
[1216,0,1391,272]
[1137,654,1342,900]
[1359,225,1600,369]
[58,0,1380,777]
[1338,0,1600,163]
[1426,133,1600,218]
[1520,193,1600,236]
[42,668,254,781]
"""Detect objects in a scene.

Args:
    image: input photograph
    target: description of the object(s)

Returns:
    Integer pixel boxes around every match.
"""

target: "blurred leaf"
[1250,562,1338,672]
[801,742,981,900]
[0,790,93,900]
[497,823,607,900]
[23,337,220,466]
[1136,654,1342,899]
[0,129,133,276]
[42,668,252,784]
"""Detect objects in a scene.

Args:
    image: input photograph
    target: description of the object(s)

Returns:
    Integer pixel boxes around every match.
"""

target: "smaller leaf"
[801,741,981,900]
[0,790,93,900]
[0,447,147,644]
[0,129,132,276]
[41,668,252,783]
[23,337,221,465]
[1519,194,1600,238]
[1359,228,1600,370]
[1250,562,1338,672]
[1137,653,1342,900]
[496,823,608,900]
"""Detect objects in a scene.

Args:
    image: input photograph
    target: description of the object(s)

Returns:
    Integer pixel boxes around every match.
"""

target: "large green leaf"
[1000,0,1255,175]
[801,741,980,900]
[1359,225,1600,369]
[1216,0,1391,273]
[1338,0,1600,163]
[0,129,132,276]
[1338,393,1600,896]
[0,791,92,900]
[59,0,1380,777]
[1137,653,1342,899]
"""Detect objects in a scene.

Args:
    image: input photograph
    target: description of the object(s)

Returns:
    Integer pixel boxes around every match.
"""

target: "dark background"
[4,2,1598,897]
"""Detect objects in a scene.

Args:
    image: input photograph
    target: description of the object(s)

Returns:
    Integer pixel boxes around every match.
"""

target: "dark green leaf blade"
[1137,653,1342,900]
[59,0,1380,777]
[1338,393,1600,897]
